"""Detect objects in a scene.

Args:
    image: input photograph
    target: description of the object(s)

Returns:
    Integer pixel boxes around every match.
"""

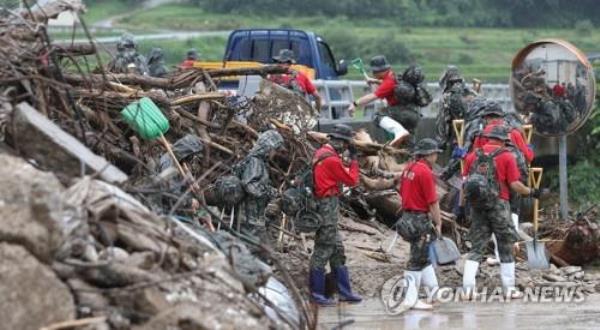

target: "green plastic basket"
[121,97,169,140]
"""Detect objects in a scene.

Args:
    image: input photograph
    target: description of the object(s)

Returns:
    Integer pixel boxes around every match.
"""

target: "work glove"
[530,188,541,199]
[347,144,358,159]
[451,146,467,159]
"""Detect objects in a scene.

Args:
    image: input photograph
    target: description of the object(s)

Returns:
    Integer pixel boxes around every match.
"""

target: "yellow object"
[192,61,315,80]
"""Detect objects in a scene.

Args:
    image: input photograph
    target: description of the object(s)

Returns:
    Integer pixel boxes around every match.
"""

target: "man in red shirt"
[179,48,199,69]
[347,55,411,148]
[472,103,534,163]
[394,138,443,311]
[461,125,540,299]
[553,82,566,98]
[309,124,361,306]
[268,49,322,112]
[470,101,534,266]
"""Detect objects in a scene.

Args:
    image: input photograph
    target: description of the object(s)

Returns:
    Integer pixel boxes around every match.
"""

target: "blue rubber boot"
[309,268,336,306]
[334,266,363,303]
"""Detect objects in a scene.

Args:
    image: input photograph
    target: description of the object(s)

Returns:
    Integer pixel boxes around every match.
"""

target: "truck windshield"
[226,31,312,66]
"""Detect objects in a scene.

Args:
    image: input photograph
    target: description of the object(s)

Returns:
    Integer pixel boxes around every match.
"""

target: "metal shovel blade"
[525,239,550,269]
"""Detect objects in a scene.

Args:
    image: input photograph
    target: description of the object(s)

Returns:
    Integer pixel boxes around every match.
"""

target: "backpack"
[464,148,507,210]
[213,156,253,206]
[393,76,416,103]
[281,152,335,233]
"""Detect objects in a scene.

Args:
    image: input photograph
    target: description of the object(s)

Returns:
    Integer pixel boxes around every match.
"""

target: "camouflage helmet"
[403,65,425,86]
[370,55,391,74]
[439,65,463,88]
[120,33,136,49]
[481,100,505,117]
[256,129,284,150]
[273,49,296,64]
[186,48,199,60]
[468,96,488,114]
[413,138,443,156]
[484,125,510,141]
[327,124,353,141]
[147,47,164,63]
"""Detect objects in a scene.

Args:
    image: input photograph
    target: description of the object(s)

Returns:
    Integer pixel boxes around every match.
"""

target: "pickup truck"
[193,28,348,90]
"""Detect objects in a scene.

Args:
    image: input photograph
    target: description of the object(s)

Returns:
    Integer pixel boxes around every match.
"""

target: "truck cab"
[193,29,348,91]
[224,29,347,79]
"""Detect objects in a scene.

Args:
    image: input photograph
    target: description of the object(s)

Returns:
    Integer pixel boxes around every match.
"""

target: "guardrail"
[312,80,512,120]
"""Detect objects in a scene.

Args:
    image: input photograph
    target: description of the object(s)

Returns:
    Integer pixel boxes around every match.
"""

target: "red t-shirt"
[269,71,317,95]
[553,84,566,97]
[180,60,195,69]
[312,145,359,198]
[399,159,438,212]
[463,142,521,200]
[374,71,399,106]
[473,119,534,163]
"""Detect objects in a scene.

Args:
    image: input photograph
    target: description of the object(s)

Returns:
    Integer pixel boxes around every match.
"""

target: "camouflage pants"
[467,200,518,263]
[242,197,269,243]
[310,197,346,270]
[396,212,434,271]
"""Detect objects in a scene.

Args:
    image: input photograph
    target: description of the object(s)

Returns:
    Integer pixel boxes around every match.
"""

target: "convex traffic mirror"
[511,40,596,136]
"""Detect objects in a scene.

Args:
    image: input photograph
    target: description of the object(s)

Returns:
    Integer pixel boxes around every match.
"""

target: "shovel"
[121,97,187,180]
[452,119,465,173]
[526,167,550,269]
[351,58,370,80]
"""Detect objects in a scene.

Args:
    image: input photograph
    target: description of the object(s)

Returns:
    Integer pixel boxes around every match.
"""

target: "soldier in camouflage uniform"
[147,47,169,78]
[310,124,362,305]
[435,66,477,150]
[107,34,149,75]
[461,126,541,299]
[238,130,284,243]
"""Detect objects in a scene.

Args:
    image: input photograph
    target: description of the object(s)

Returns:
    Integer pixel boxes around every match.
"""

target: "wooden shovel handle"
[523,124,533,144]
[452,119,465,147]
[159,134,187,179]
[529,167,543,230]
[452,119,465,173]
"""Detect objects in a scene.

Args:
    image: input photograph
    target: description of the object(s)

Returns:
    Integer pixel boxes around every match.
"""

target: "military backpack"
[464,148,508,210]
[281,152,336,233]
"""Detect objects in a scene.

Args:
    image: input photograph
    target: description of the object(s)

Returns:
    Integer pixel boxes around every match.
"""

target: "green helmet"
[413,138,443,156]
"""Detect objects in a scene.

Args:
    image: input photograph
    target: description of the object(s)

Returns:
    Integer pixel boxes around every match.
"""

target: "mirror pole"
[558,135,569,220]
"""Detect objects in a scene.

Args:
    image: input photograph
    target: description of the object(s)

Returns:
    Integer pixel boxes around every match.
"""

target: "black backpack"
[464,148,507,210]
[281,152,335,232]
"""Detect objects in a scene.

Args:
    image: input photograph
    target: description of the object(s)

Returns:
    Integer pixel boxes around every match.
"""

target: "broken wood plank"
[12,102,128,184]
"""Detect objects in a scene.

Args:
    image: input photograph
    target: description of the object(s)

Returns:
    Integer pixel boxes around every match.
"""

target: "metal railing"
[312,80,513,121]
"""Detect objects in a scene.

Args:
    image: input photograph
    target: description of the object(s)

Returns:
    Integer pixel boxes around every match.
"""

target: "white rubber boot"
[404,271,433,310]
[421,265,439,303]
[486,234,501,266]
[379,116,409,147]
[462,260,479,301]
[511,213,519,230]
[500,262,523,299]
